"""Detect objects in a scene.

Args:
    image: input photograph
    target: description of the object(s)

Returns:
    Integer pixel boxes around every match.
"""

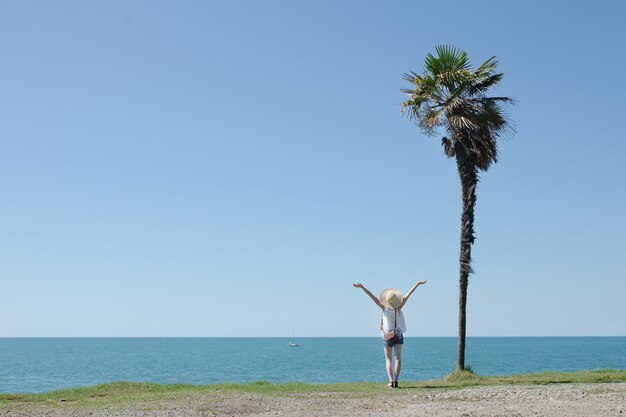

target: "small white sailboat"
[288,329,300,347]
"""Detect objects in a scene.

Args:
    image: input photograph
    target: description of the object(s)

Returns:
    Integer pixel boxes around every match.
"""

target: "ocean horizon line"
[1,335,625,339]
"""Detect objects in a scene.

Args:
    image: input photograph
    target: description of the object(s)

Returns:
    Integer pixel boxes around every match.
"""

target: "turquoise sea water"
[1,337,625,393]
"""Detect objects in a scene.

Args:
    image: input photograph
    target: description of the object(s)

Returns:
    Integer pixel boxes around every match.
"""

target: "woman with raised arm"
[353,281,427,388]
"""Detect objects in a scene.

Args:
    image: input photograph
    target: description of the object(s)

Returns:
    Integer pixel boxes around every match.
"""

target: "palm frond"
[442,137,456,158]
[482,96,516,105]
[449,111,481,131]
[419,107,444,133]
[474,56,499,77]
[468,129,498,170]
[434,44,471,72]
[483,99,516,135]
[402,71,423,84]
[401,94,430,111]
[466,73,504,96]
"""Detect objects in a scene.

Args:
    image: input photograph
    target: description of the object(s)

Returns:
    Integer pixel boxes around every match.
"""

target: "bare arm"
[398,280,427,309]
[353,283,384,309]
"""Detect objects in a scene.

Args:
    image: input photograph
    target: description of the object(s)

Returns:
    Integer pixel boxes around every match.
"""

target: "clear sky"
[1,1,625,337]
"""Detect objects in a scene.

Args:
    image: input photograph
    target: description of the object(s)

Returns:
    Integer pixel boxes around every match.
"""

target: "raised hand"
[354,283,384,308]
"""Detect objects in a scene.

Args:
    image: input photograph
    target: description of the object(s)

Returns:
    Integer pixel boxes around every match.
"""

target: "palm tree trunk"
[455,152,478,371]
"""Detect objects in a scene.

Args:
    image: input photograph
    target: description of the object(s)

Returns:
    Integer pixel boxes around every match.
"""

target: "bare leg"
[394,344,402,385]
[384,346,394,384]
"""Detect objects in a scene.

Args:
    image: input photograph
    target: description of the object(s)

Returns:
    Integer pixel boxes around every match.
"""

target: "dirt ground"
[3,382,625,417]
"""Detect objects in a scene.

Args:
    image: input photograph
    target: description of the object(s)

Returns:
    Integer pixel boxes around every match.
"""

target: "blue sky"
[1,1,624,337]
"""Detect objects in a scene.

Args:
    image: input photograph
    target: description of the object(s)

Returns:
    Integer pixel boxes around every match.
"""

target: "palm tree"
[402,45,514,370]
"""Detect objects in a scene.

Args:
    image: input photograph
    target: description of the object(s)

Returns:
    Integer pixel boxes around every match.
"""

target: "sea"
[1,337,625,393]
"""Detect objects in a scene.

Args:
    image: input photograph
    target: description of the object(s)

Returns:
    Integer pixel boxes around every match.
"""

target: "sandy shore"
[3,382,625,417]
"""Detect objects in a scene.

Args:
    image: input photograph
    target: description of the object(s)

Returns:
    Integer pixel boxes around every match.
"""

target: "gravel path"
[3,383,625,417]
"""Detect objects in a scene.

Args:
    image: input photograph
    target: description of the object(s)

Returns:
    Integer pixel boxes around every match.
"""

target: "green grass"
[1,369,624,411]
[419,368,626,388]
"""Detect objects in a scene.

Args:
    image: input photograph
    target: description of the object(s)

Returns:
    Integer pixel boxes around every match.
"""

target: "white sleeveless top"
[381,308,407,334]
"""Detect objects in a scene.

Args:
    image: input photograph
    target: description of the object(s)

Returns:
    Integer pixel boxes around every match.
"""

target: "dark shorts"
[383,331,404,347]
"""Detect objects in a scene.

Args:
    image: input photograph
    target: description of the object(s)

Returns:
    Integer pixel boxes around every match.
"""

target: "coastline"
[2,383,625,417]
[2,370,625,417]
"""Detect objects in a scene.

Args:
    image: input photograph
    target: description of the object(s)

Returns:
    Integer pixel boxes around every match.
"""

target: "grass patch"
[1,369,624,411]
[417,368,626,389]
[443,368,480,384]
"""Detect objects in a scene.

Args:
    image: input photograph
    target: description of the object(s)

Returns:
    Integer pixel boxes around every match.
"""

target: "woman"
[353,281,427,388]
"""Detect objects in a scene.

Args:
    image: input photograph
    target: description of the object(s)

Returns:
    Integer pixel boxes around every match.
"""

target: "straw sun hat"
[380,288,403,309]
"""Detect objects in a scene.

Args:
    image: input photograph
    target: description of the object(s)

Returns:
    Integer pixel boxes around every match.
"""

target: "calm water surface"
[1,337,624,393]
